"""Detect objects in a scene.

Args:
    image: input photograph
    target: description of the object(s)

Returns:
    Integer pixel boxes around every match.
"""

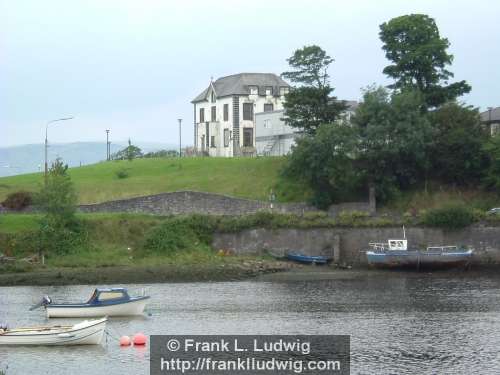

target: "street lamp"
[178,118,182,157]
[106,129,110,161]
[488,107,494,136]
[44,116,74,183]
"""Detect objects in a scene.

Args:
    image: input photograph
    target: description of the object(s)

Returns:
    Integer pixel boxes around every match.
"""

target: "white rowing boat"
[0,317,107,346]
[31,288,150,318]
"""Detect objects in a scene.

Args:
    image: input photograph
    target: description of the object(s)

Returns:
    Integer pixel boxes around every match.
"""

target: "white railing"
[368,242,390,251]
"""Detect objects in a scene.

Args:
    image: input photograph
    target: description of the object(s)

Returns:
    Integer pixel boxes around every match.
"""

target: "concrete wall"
[78,191,318,216]
[255,109,299,156]
[212,225,500,265]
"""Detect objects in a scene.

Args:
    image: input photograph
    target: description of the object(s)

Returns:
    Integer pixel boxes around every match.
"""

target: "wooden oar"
[0,325,72,335]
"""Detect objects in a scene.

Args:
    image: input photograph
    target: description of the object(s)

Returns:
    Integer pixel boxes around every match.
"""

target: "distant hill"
[0,142,178,177]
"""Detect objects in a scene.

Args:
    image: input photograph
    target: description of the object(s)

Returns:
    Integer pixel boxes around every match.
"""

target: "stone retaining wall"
[1,191,374,217]
[78,191,318,216]
[212,225,500,265]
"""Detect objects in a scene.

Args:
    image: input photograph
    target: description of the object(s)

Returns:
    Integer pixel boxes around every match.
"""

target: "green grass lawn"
[0,157,309,204]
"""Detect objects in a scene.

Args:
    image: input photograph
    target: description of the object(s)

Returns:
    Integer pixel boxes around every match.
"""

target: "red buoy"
[119,335,131,346]
[133,333,147,346]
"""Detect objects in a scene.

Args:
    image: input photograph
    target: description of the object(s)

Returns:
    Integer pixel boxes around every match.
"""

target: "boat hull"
[286,253,331,265]
[46,298,148,318]
[0,318,106,346]
[366,249,473,270]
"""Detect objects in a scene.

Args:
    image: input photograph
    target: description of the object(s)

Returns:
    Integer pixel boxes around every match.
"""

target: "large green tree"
[428,103,488,184]
[282,45,333,89]
[353,86,434,199]
[379,14,470,108]
[483,135,500,190]
[283,123,361,208]
[281,45,346,135]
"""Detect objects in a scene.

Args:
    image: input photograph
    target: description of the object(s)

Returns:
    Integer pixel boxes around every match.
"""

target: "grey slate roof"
[192,73,290,103]
[480,107,500,123]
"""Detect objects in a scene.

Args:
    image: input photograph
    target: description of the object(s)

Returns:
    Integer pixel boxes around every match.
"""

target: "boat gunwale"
[1,318,107,337]
[47,295,150,309]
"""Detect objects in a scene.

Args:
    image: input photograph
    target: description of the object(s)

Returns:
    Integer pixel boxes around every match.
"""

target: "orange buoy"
[119,335,131,346]
[133,333,147,346]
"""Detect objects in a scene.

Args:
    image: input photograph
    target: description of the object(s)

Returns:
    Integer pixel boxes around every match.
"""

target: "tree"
[428,103,488,184]
[35,158,83,255]
[281,45,346,135]
[111,139,143,161]
[282,45,333,88]
[36,158,77,224]
[353,86,434,199]
[483,135,500,191]
[283,124,361,208]
[379,14,470,108]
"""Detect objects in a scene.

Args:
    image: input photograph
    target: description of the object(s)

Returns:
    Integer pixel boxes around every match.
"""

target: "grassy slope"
[0,157,309,204]
[0,213,273,270]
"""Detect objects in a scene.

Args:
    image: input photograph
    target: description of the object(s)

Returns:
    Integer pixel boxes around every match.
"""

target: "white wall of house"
[255,110,299,156]
[194,87,286,157]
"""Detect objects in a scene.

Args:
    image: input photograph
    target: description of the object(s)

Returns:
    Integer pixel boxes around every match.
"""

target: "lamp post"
[106,129,110,161]
[178,118,182,157]
[488,107,494,136]
[44,117,74,184]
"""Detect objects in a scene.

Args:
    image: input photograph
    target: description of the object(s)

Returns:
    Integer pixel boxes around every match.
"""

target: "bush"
[142,216,216,255]
[422,205,476,230]
[115,169,130,179]
[2,191,33,210]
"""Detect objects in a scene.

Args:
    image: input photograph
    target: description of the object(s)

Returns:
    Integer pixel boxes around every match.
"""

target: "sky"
[1,0,499,148]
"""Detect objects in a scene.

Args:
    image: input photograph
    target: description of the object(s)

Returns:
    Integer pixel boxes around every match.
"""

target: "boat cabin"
[388,239,407,251]
[369,239,408,251]
[87,288,131,305]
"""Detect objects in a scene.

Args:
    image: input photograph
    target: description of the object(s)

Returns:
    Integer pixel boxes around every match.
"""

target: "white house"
[191,73,290,157]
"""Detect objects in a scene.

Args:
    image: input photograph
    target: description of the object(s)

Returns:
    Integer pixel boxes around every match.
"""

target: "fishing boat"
[286,252,332,265]
[365,232,473,270]
[31,288,150,318]
[0,318,107,345]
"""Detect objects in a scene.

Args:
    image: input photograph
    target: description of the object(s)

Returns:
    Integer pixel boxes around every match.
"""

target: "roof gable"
[192,73,290,103]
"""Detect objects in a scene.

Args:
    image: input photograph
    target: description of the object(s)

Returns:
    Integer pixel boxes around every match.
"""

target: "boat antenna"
[402,225,406,239]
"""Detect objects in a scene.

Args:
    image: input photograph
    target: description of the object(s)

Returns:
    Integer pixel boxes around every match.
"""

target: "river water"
[1,270,500,375]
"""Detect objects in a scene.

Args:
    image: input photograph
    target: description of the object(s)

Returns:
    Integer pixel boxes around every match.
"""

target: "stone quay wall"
[212,225,500,266]
[78,191,318,216]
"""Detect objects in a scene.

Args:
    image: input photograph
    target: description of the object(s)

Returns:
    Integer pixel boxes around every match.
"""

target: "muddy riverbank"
[0,260,296,286]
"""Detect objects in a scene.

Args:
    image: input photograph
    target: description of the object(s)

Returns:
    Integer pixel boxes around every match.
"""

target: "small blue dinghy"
[286,253,331,265]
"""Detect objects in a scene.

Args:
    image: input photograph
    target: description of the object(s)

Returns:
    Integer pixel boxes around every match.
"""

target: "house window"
[265,86,272,96]
[199,108,205,123]
[224,128,230,147]
[280,87,289,96]
[211,106,216,122]
[223,104,229,121]
[211,91,216,103]
[243,128,253,147]
[243,103,253,120]
[210,136,215,148]
[249,86,258,95]
[264,119,271,128]
[264,103,274,112]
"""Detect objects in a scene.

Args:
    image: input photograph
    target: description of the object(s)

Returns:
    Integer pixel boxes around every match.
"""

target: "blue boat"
[365,238,473,270]
[286,252,332,265]
[31,288,150,318]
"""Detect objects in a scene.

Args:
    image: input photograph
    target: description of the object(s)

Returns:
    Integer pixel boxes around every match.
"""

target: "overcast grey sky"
[1,0,499,147]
